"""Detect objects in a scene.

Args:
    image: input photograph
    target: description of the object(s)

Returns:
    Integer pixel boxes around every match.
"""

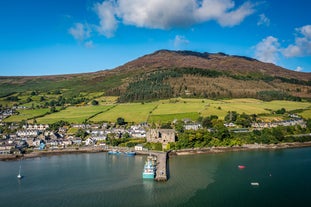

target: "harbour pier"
[154,152,169,182]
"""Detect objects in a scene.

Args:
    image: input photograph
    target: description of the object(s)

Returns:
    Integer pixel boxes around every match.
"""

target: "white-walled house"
[135,144,143,151]
[184,123,202,130]
[16,130,39,137]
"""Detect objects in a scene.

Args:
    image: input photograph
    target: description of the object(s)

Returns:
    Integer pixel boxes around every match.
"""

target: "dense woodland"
[118,68,310,102]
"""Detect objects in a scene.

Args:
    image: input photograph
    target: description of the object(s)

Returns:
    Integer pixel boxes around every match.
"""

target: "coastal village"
[0,105,308,156]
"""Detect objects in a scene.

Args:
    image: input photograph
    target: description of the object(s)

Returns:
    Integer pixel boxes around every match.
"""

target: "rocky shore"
[170,142,311,156]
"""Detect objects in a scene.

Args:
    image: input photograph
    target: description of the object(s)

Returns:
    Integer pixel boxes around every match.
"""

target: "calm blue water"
[1,147,311,207]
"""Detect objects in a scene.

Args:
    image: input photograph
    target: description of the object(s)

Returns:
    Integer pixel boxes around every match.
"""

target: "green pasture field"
[148,112,200,123]
[90,102,158,123]
[3,108,51,122]
[260,100,311,111]
[94,96,118,105]
[81,92,104,99]
[153,98,207,115]
[36,105,113,124]
[299,109,311,119]
[3,98,311,124]
[0,100,13,107]
[200,99,311,119]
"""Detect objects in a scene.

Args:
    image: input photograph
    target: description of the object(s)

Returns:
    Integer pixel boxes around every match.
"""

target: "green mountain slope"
[1,50,311,101]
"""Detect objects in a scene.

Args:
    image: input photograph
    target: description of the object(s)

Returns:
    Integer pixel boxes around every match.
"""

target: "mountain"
[115,50,310,81]
[1,50,311,101]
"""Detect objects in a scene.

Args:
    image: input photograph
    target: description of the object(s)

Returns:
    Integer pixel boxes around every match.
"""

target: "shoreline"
[1,141,311,161]
[170,141,311,156]
[0,146,107,161]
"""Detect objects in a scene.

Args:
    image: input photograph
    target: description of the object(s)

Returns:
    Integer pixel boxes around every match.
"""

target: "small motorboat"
[124,151,136,156]
[238,165,246,169]
[108,149,121,155]
[17,159,23,179]
[17,173,22,179]
[251,182,259,186]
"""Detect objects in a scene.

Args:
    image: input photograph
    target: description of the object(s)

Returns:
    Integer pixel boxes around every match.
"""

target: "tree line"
[169,116,311,150]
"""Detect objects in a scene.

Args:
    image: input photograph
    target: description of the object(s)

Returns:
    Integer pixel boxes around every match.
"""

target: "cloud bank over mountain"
[92,0,254,37]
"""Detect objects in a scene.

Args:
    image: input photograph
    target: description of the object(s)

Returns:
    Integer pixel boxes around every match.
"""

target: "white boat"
[251,182,259,186]
[17,159,23,179]
[142,156,156,179]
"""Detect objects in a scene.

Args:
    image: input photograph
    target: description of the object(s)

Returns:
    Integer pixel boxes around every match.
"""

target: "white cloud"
[68,23,91,41]
[295,66,303,72]
[93,0,255,37]
[257,14,270,26]
[94,0,118,38]
[254,36,280,64]
[209,1,254,27]
[282,25,311,57]
[174,35,189,49]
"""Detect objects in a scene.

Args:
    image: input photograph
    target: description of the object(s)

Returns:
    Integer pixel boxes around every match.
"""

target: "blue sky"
[1,0,311,76]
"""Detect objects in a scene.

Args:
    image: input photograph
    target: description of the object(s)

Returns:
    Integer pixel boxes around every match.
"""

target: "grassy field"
[153,98,206,114]
[3,108,51,122]
[36,105,113,124]
[200,99,311,119]
[90,102,158,123]
[299,109,311,119]
[3,98,311,124]
[149,112,200,123]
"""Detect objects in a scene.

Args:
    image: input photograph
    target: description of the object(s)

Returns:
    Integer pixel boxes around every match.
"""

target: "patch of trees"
[119,68,223,102]
[230,74,311,86]
[256,90,302,102]
[116,117,126,125]
[91,100,99,105]
[118,67,308,102]
[75,128,89,140]
[6,96,19,101]
[276,76,311,86]
[118,71,175,102]
[170,119,311,150]
[173,67,223,78]
[224,111,255,128]
[44,96,88,107]
[49,120,69,131]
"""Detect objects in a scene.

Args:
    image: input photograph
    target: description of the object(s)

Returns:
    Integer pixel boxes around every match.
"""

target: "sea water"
[0,147,310,207]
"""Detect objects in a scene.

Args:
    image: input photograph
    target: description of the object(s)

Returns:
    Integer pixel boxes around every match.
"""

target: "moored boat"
[108,149,121,155]
[142,156,156,179]
[125,151,136,156]
[17,159,23,179]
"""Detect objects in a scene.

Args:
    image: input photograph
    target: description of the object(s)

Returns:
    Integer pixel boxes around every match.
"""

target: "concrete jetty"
[154,152,168,182]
